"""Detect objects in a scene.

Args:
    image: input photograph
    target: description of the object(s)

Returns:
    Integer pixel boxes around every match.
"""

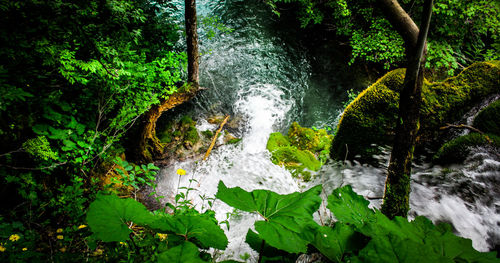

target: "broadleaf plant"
[327,186,499,263]
[157,242,207,263]
[86,192,154,242]
[327,185,375,227]
[86,192,228,261]
[216,181,322,253]
[149,211,228,250]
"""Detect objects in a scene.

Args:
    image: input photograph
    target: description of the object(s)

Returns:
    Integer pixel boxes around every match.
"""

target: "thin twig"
[440,123,492,142]
[0,148,23,157]
[0,161,67,170]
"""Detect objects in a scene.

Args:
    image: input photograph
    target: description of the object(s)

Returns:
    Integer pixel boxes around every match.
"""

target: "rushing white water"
[156,0,500,260]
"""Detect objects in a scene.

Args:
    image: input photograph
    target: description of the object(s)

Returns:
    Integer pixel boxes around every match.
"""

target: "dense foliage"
[0,0,185,260]
[84,181,498,262]
[266,0,499,75]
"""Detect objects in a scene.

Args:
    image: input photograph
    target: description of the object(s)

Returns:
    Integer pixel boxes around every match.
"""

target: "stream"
[156,0,500,261]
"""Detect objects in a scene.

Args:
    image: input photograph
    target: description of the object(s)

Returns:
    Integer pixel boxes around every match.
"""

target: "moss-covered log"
[138,88,198,163]
[331,61,500,161]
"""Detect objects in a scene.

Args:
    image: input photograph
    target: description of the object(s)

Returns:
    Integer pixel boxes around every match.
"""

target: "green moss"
[201,130,214,138]
[227,138,242,144]
[173,130,181,137]
[180,115,195,126]
[331,61,500,160]
[185,126,199,144]
[158,131,172,143]
[473,100,500,136]
[267,132,291,151]
[433,133,500,164]
[271,146,321,170]
[266,123,333,180]
[288,122,332,152]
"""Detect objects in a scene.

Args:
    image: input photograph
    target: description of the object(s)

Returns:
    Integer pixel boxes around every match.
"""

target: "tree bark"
[185,0,199,85]
[378,0,419,49]
[380,0,433,219]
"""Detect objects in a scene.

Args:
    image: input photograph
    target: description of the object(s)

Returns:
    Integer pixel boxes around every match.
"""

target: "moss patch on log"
[331,61,500,160]
[267,122,333,181]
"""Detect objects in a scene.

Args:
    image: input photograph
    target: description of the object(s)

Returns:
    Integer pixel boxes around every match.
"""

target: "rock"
[433,133,500,164]
[331,61,500,161]
[207,115,226,124]
[267,122,333,181]
[473,99,500,136]
[223,133,240,144]
[184,141,193,150]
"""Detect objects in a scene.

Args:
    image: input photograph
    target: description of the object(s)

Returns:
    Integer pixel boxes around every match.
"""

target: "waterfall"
[155,0,500,260]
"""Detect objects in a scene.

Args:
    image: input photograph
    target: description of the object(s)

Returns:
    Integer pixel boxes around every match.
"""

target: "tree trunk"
[380,0,433,219]
[135,1,200,163]
[185,0,199,85]
[378,0,419,50]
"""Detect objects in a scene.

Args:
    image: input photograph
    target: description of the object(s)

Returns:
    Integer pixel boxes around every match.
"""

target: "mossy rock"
[201,129,214,138]
[156,115,201,153]
[433,133,500,164]
[185,126,199,144]
[267,122,333,181]
[331,61,500,160]
[473,99,500,136]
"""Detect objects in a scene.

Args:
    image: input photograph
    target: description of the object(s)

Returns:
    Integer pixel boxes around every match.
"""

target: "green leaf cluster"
[216,182,498,262]
[86,192,228,262]
[0,0,186,260]
[83,182,496,262]
[265,0,499,74]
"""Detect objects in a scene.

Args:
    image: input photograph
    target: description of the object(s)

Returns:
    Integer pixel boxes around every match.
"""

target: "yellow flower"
[22,247,28,251]
[78,225,87,229]
[119,242,127,246]
[56,228,63,233]
[156,233,168,241]
[59,247,66,253]
[176,168,186,176]
[0,245,5,252]
[9,234,20,242]
[56,235,64,240]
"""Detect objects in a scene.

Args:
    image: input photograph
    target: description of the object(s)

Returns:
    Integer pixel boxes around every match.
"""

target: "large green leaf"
[245,229,297,262]
[422,222,499,263]
[157,242,207,263]
[149,211,228,250]
[357,234,442,263]
[216,181,322,253]
[357,212,498,263]
[327,185,375,227]
[312,223,365,263]
[86,192,154,242]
